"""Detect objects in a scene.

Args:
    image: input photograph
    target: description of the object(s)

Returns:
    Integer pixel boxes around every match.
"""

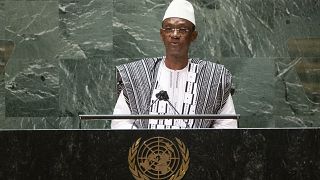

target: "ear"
[191,30,198,42]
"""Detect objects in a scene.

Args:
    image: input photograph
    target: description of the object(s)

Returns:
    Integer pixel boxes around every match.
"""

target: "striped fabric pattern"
[148,61,199,129]
[116,57,232,128]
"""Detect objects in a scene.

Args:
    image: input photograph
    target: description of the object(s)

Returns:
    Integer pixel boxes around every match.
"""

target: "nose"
[171,29,180,38]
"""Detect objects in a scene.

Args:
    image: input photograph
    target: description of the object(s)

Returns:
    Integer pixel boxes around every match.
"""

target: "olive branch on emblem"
[128,137,190,180]
[128,138,149,180]
[169,138,190,180]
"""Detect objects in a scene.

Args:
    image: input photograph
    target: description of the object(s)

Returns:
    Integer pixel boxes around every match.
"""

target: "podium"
[0,128,319,179]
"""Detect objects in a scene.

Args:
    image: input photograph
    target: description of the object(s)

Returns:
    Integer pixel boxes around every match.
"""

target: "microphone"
[132,90,180,129]
[156,91,191,128]
[155,91,180,115]
[155,90,169,101]
[141,90,174,115]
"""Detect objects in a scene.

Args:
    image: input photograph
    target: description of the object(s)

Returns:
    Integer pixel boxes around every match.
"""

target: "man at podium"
[112,0,237,129]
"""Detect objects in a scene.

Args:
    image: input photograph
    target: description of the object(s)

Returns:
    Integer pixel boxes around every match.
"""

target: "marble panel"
[222,57,320,128]
[5,57,59,117]
[59,59,118,129]
[113,0,320,59]
[113,0,166,59]
[274,57,320,127]
[221,58,275,127]
[57,0,113,129]
[0,74,4,122]
[0,0,5,122]
[59,0,113,59]
[0,116,78,129]
[0,1,4,39]
[4,1,60,117]
[198,0,320,57]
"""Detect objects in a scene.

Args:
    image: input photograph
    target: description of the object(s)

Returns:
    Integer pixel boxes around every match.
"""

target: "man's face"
[160,17,197,58]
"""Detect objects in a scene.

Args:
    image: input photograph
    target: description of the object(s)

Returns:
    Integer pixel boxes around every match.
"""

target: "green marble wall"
[0,0,319,129]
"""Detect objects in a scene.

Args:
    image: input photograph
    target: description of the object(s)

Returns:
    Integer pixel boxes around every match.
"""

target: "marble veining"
[0,0,319,128]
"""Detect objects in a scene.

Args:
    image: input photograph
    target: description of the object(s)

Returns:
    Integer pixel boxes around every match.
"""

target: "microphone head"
[156,90,169,101]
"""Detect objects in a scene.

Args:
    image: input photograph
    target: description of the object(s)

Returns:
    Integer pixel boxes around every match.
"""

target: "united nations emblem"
[128,137,190,180]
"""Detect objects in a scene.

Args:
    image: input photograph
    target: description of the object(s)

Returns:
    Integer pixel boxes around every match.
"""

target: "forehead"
[162,17,194,27]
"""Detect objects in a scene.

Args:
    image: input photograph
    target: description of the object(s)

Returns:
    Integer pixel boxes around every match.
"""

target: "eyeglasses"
[161,27,192,35]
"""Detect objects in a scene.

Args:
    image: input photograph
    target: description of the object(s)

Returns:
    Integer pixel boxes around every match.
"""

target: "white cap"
[162,0,196,26]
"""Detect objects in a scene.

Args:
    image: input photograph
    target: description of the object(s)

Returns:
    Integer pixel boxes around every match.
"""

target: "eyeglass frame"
[161,26,195,35]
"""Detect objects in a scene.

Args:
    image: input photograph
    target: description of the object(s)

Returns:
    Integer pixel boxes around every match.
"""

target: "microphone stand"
[131,90,179,129]
[130,98,160,129]
[155,90,180,115]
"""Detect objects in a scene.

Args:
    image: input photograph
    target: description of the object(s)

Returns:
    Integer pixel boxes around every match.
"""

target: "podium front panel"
[0,129,319,179]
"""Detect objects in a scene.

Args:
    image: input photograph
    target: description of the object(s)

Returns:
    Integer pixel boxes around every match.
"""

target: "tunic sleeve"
[111,90,137,129]
[214,94,238,128]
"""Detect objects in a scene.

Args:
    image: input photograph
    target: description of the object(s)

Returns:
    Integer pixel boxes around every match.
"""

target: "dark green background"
[1,0,319,129]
